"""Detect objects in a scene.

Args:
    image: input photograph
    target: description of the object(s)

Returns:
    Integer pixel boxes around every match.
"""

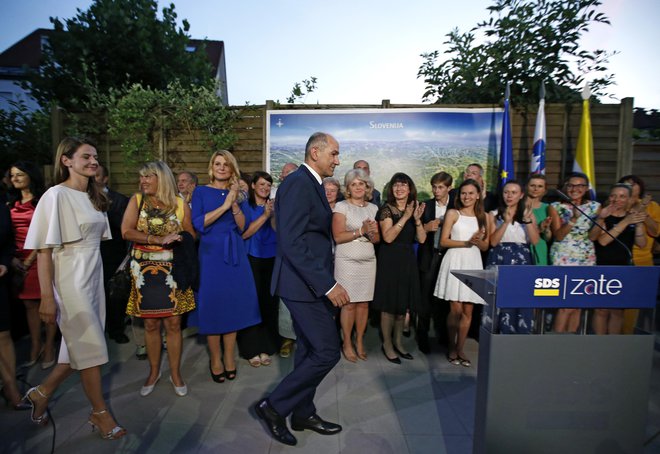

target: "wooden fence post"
[616,97,634,179]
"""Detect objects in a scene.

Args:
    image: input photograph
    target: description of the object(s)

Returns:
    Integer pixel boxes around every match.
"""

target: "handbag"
[108,254,132,304]
[10,268,27,295]
[107,193,144,305]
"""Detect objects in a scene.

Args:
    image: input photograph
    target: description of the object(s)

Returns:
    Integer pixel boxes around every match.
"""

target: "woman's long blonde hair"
[139,160,179,214]
[208,150,240,186]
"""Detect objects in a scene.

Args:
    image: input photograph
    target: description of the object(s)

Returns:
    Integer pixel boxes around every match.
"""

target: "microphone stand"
[555,189,635,335]
[555,189,633,265]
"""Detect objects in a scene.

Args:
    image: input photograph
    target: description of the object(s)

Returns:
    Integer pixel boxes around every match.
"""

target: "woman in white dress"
[332,169,380,362]
[434,179,489,367]
[22,137,126,440]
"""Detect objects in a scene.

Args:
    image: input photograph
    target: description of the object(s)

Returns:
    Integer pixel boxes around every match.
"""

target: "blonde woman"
[192,151,260,382]
[332,169,380,362]
[23,137,125,439]
[121,161,196,397]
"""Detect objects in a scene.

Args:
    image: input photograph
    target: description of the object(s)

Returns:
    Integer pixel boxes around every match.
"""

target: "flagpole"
[530,82,546,175]
[498,83,514,191]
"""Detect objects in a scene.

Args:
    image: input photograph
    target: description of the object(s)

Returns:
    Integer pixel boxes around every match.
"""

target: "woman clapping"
[332,169,379,362]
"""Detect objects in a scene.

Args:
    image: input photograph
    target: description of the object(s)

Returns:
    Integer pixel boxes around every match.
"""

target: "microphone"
[555,189,633,265]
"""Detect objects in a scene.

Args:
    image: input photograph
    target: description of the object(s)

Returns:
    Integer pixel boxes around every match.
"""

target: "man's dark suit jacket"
[101,188,129,282]
[448,188,497,214]
[271,165,335,302]
[417,198,454,273]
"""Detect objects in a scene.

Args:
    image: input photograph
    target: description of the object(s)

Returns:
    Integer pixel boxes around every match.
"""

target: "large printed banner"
[266,108,503,197]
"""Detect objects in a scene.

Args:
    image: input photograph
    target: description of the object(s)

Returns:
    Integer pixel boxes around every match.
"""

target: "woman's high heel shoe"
[23,385,49,425]
[40,348,57,370]
[88,409,127,440]
[209,361,225,383]
[20,348,44,369]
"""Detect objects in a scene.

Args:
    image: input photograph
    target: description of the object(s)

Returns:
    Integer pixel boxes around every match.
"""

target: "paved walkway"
[2,328,659,454]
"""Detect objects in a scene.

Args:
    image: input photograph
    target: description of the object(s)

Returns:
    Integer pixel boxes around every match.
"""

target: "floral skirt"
[125,245,195,318]
[485,242,533,334]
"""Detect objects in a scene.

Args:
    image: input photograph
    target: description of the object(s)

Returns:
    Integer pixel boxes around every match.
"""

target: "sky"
[1,0,659,109]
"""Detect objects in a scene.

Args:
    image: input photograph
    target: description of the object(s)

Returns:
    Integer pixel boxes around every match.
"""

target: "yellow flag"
[572,97,596,198]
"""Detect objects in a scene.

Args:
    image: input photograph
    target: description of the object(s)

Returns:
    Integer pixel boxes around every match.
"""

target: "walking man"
[255,132,350,446]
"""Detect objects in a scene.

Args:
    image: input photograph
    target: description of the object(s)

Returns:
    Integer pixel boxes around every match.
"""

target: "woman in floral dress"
[549,172,600,333]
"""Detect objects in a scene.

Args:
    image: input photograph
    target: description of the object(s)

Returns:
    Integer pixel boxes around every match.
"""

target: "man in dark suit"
[417,172,454,353]
[449,163,497,213]
[353,159,381,206]
[95,165,130,343]
[255,132,350,446]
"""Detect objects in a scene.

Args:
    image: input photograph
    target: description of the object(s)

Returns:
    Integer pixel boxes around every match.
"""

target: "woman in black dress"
[592,183,647,334]
[373,173,425,364]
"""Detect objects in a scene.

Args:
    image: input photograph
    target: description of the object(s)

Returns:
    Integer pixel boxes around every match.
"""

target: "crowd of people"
[0,133,658,444]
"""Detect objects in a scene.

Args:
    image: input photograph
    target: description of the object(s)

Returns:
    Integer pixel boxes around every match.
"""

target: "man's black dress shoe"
[255,399,297,446]
[291,414,342,435]
[417,338,430,354]
[110,332,130,344]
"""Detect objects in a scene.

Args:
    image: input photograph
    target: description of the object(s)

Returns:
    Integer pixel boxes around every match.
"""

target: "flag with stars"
[530,84,546,175]
[498,84,514,190]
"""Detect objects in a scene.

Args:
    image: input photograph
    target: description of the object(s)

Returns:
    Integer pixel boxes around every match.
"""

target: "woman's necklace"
[348,198,365,208]
[149,197,162,209]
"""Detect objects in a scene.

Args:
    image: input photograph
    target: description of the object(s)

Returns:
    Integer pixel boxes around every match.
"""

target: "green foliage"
[0,102,51,170]
[285,77,318,104]
[418,0,616,105]
[25,0,213,110]
[106,81,237,167]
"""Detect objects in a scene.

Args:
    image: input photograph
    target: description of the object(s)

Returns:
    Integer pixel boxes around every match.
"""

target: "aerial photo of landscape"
[267,108,503,197]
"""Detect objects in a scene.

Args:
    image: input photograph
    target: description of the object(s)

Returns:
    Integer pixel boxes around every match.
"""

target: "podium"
[452,265,659,454]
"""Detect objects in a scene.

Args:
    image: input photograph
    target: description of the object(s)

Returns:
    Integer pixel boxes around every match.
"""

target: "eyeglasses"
[392,182,409,188]
[566,183,587,189]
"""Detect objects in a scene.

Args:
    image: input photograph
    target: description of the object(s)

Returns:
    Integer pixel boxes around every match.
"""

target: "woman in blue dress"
[192,151,260,382]
[486,180,539,334]
[238,171,280,367]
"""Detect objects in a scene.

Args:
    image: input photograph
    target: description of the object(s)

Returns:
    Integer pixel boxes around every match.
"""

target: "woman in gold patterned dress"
[121,161,196,397]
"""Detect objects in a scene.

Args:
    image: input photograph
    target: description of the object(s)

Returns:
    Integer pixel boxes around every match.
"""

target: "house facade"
[0,28,228,111]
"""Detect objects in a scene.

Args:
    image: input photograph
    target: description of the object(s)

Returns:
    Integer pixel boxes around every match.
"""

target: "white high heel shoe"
[169,376,187,397]
[140,372,161,397]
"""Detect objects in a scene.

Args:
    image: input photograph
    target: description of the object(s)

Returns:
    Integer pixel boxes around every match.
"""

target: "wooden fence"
[52,98,649,198]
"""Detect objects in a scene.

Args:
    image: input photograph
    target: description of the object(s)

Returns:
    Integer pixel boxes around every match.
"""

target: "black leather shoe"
[291,414,342,435]
[416,333,430,354]
[110,332,130,344]
[394,346,414,360]
[255,399,297,446]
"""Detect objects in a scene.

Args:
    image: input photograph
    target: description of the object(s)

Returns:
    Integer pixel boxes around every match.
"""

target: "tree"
[418,0,616,105]
[25,0,213,110]
[106,81,237,168]
[0,102,51,170]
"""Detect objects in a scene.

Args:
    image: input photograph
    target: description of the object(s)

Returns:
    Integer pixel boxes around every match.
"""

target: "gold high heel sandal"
[23,385,49,425]
[88,409,127,440]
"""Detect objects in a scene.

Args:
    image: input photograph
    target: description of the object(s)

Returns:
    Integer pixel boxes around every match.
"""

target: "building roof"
[0,28,225,78]
[0,28,49,71]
